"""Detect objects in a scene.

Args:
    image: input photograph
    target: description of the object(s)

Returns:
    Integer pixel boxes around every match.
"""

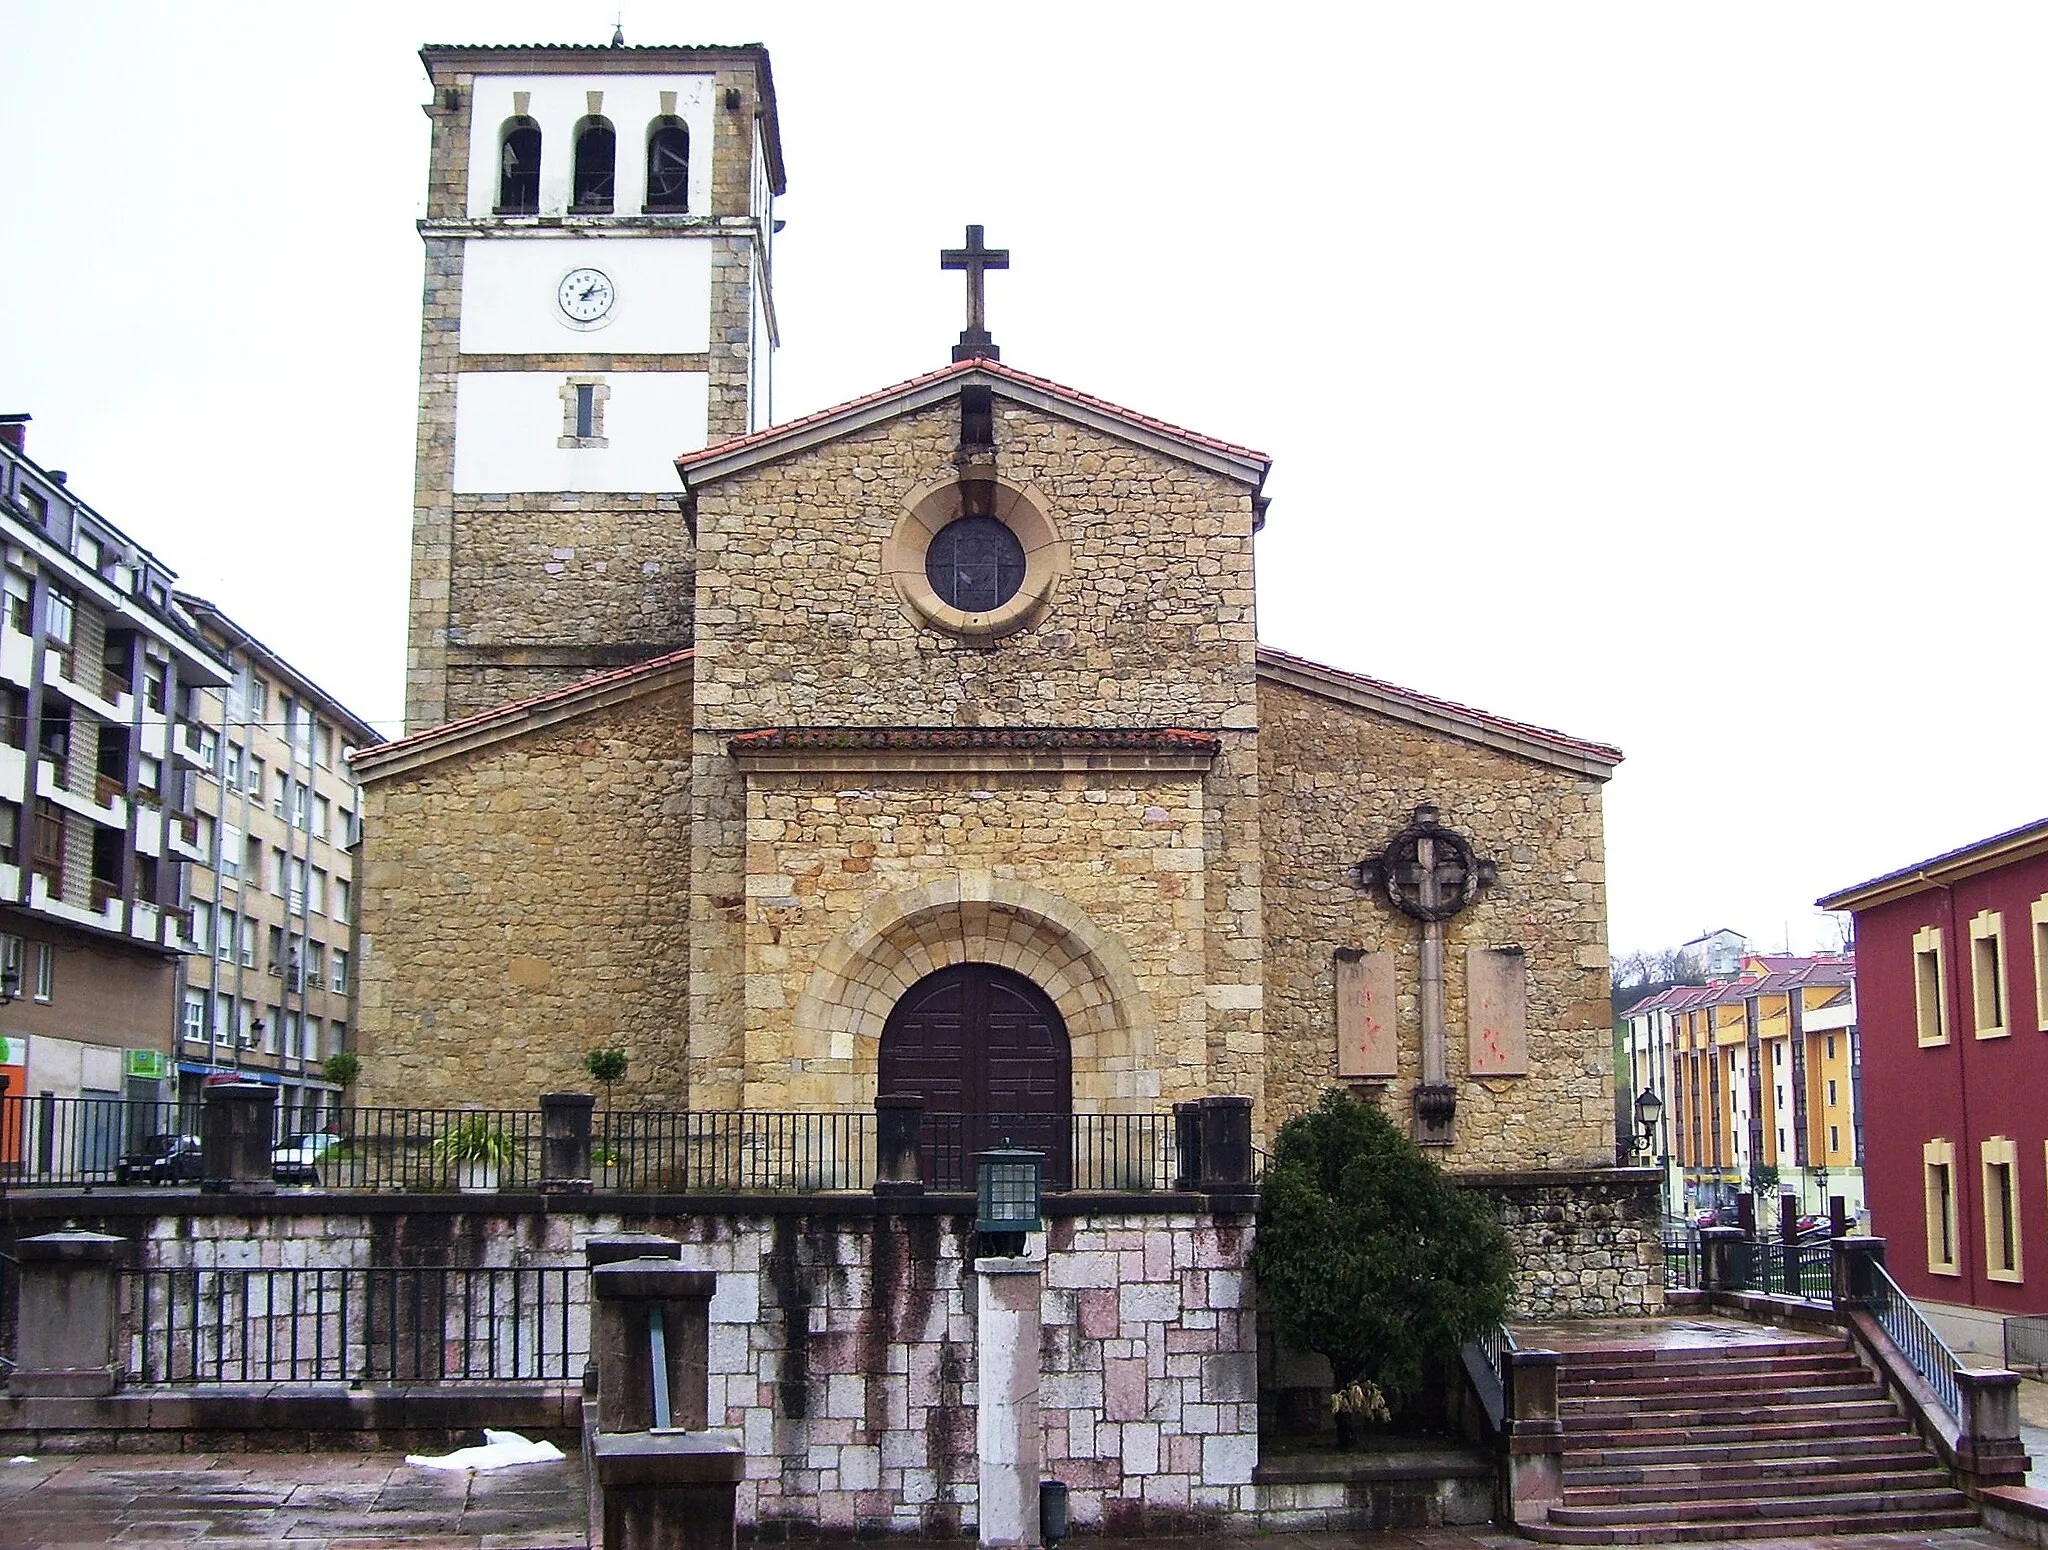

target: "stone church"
[355,41,1625,1187]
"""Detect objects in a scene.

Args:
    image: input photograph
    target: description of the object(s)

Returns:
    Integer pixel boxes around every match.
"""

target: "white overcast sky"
[3,3,2044,959]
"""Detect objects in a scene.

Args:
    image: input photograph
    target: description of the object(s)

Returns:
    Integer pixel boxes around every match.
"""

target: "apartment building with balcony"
[1624,952,1863,1222]
[0,416,228,1119]
[173,595,381,1128]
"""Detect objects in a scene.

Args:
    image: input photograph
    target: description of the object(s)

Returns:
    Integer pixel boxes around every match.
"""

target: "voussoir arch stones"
[793,873,1155,1101]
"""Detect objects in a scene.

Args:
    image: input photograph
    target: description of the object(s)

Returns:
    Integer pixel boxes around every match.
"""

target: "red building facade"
[1821,818,2048,1352]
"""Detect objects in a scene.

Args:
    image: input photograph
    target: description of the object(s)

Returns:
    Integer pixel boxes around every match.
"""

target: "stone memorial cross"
[1360,804,1497,1146]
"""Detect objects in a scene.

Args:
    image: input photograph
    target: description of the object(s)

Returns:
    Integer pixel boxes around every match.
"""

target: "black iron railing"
[1749,1237,1833,1299]
[126,1265,582,1385]
[0,1097,202,1187]
[1661,1227,1701,1288]
[0,1097,1194,1196]
[1866,1258,1962,1421]
[2004,1313,2048,1374]
[594,1108,875,1192]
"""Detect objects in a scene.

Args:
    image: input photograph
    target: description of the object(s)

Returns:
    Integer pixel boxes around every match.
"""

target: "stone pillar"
[1735,1192,1756,1238]
[541,1091,595,1194]
[9,1230,124,1396]
[591,1431,745,1550]
[584,1235,683,1396]
[1699,1226,1746,1293]
[1197,1096,1257,1212]
[1171,1101,1202,1191]
[201,1080,276,1194]
[976,1256,1043,1550]
[1831,1234,1887,1310]
[1778,1192,1799,1243]
[1954,1368,2033,1491]
[1504,1348,1564,1525]
[592,1259,716,1433]
[875,1094,925,1196]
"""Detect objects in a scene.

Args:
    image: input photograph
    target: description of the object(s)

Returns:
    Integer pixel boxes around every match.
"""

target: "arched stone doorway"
[878,962,1073,1189]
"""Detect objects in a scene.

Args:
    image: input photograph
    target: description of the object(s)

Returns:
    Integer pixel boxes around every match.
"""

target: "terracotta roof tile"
[355,648,693,767]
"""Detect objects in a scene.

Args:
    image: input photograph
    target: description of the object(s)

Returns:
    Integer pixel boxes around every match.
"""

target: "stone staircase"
[1522,1331,1979,1543]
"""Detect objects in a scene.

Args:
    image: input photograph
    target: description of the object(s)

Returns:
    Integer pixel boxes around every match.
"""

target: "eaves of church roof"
[1255,646,1623,780]
[353,647,694,782]
[675,358,1272,492]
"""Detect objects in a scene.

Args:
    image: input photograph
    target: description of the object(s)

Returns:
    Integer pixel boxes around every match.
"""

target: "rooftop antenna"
[611,14,625,46]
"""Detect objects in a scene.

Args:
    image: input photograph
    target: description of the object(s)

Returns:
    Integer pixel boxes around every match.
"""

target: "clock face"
[557,267,616,324]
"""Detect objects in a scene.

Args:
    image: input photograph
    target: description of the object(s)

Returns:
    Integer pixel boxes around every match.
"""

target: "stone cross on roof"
[941,224,1009,363]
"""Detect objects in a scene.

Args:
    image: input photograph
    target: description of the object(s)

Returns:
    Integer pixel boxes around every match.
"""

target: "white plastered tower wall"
[405,44,785,730]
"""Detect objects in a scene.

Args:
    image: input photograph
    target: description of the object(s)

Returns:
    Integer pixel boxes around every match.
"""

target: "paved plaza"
[0,1450,2042,1550]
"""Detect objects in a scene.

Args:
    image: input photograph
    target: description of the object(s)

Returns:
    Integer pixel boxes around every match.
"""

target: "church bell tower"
[405,43,785,729]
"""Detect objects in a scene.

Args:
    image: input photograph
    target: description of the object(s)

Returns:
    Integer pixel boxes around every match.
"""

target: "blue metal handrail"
[1866,1257,1962,1422]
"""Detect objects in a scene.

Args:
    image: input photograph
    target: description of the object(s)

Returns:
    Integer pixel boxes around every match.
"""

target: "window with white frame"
[333,878,351,924]
[328,1020,347,1058]
[238,917,256,968]
[309,867,326,915]
[1970,909,2009,1039]
[1924,1138,1960,1275]
[2033,893,2048,1034]
[302,1016,321,1061]
[313,795,330,841]
[331,948,348,993]
[191,901,213,955]
[219,824,241,880]
[182,990,207,1043]
[33,942,52,1001]
[288,856,307,914]
[224,742,243,788]
[1913,925,1948,1046]
[1983,1135,2023,1282]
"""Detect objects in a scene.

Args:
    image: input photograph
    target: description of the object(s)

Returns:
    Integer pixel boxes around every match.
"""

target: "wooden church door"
[878,962,1073,1189]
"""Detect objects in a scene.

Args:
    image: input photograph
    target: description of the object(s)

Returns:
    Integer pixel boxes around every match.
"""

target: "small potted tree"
[585,1048,629,1187]
[430,1115,515,1194]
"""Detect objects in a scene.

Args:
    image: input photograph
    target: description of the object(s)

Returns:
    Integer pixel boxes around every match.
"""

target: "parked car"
[1694,1207,1719,1229]
[272,1131,342,1185]
[115,1133,204,1185]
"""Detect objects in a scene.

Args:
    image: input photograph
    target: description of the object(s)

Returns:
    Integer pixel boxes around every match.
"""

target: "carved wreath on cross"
[1357,805,1496,923]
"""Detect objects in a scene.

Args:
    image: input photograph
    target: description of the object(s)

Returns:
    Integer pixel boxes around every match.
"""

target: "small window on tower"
[646,119,689,211]
[572,117,616,212]
[497,117,542,214]
[576,384,596,440]
[558,378,608,448]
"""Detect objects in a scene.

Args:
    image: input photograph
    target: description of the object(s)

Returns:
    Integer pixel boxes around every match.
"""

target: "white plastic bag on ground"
[405,1428,565,1471]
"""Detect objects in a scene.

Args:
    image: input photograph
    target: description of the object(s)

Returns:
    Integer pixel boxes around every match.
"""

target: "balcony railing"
[127,1264,581,1385]
[0,1096,1204,1198]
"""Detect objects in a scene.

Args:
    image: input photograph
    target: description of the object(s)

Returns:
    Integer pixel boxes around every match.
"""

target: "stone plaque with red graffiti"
[1467,946,1527,1076]
[1335,950,1397,1078]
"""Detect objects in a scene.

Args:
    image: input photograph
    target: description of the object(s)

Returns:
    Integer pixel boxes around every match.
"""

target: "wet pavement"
[1510,1314,1828,1353]
[0,1450,586,1548]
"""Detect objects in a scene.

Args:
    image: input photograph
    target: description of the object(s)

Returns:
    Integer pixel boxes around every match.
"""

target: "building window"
[317,723,333,769]
[43,586,75,648]
[301,1015,321,1061]
[143,660,167,713]
[309,867,327,915]
[0,686,24,750]
[0,934,20,998]
[195,812,214,856]
[497,116,541,213]
[1829,1124,1840,1153]
[1970,910,2009,1039]
[2033,893,2048,1033]
[1924,1139,1959,1275]
[30,800,64,887]
[1826,1079,1838,1107]
[224,742,242,788]
[1982,1136,2023,1282]
[333,878,351,924]
[313,795,331,841]
[33,942,52,1002]
[191,900,212,954]
[271,847,287,898]
[197,728,218,766]
[925,515,1026,613]
[245,754,264,797]
[214,992,234,1044]
[286,698,313,760]
[4,569,30,633]
[1773,1042,1784,1067]
[1824,1034,1836,1059]
[219,824,241,880]
[182,990,206,1044]
[288,856,307,914]
[290,783,309,830]
[645,119,689,211]
[239,916,256,969]
[328,1020,347,1058]
[331,948,348,994]
[0,800,18,866]
[1913,925,1948,1046]
[571,115,616,211]
[273,770,289,818]
[557,377,610,448]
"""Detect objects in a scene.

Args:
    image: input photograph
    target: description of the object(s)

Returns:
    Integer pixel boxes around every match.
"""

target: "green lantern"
[975,1142,1044,1235]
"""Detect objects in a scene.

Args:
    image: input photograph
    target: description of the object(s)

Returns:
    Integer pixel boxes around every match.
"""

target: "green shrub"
[429,1115,515,1167]
[1253,1090,1514,1406]
[322,1051,361,1089]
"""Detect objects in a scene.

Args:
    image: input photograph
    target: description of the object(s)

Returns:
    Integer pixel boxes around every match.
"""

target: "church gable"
[1257,672,1616,1168]
[681,366,1268,733]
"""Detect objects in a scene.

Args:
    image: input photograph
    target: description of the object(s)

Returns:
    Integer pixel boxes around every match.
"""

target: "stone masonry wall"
[689,396,1264,1114]
[1258,677,1614,1169]
[1465,1169,1666,1319]
[355,685,693,1108]
[35,1202,1261,1538]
